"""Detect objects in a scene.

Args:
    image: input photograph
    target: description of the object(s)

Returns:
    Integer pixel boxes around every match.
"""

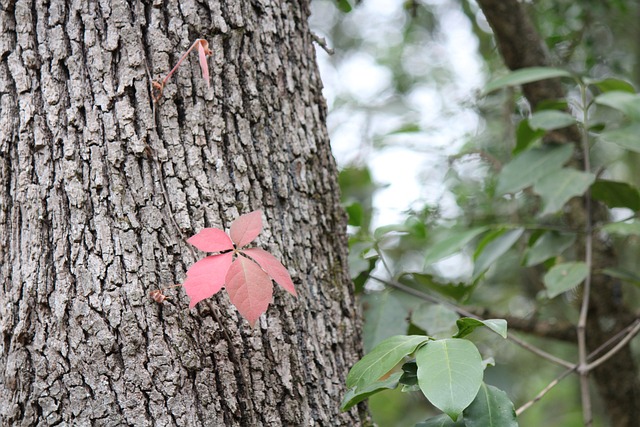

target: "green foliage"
[543,262,589,298]
[326,1,640,423]
[416,339,483,420]
[462,383,519,427]
[484,67,572,93]
[496,144,574,195]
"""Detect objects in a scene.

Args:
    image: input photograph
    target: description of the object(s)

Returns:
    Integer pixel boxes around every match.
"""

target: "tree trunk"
[0,1,366,425]
[477,0,640,425]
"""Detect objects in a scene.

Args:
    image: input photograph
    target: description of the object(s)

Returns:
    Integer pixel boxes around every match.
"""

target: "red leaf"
[197,39,211,88]
[183,252,233,308]
[230,210,263,248]
[225,256,273,327]
[243,248,297,297]
[187,228,233,252]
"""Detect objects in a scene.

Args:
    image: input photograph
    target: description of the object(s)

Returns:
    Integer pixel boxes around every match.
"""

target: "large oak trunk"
[0,0,366,425]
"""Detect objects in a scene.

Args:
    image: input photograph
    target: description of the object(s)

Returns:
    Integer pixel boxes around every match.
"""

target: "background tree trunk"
[0,0,367,425]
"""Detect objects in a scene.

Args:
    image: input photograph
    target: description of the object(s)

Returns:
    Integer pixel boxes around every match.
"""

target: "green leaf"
[525,232,576,266]
[454,318,508,339]
[363,292,410,352]
[340,372,402,411]
[529,110,576,131]
[346,335,429,389]
[399,361,418,386]
[345,202,364,226]
[416,339,484,421]
[589,77,636,94]
[595,91,640,120]
[496,144,574,195]
[485,67,572,93]
[591,180,640,211]
[411,304,460,339]
[533,168,595,216]
[334,0,353,12]
[543,262,589,298]
[416,414,466,426]
[603,221,640,236]
[462,383,519,427]
[514,119,545,154]
[599,124,640,153]
[425,227,488,265]
[601,267,640,286]
[400,273,474,301]
[473,229,524,280]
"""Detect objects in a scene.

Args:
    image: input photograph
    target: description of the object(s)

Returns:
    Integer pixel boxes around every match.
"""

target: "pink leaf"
[183,252,233,308]
[225,256,273,327]
[230,210,263,248]
[242,248,297,297]
[187,228,233,252]
[197,39,211,89]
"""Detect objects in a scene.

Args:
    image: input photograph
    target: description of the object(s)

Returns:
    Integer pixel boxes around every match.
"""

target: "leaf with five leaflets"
[230,210,263,248]
[187,228,234,252]
[180,210,296,326]
[183,253,234,308]
[243,248,297,296]
[225,256,274,327]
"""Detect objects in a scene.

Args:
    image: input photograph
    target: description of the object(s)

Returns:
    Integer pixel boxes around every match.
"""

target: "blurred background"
[310,0,640,426]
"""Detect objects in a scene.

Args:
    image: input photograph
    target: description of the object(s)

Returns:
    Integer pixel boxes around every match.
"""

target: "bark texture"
[478,0,640,425]
[0,0,366,425]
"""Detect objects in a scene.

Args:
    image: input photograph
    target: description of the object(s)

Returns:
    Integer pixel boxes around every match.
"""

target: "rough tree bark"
[477,0,640,425]
[0,0,367,425]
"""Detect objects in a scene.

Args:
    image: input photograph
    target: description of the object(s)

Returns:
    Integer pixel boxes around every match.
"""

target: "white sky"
[311,0,487,226]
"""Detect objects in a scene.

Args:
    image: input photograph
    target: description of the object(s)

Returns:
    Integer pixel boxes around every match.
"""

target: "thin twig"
[517,318,640,416]
[576,81,594,427]
[369,275,575,369]
[516,367,574,415]
[586,319,640,371]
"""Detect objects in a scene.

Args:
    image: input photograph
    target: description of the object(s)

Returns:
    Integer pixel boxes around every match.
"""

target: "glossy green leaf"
[543,262,588,298]
[416,414,466,426]
[589,77,636,94]
[533,168,595,216]
[462,383,519,427]
[595,91,640,120]
[485,67,572,93]
[399,360,418,388]
[525,232,576,266]
[363,292,410,352]
[601,267,640,286]
[399,273,474,302]
[454,318,507,339]
[425,227,488,265]
[529,110,576,131]
[334,0,353,12]
[514,119,545,154]
[603,221,640,236]
[496,144,574,195]
[473,229,524,280]
[346,335,429,389]
[416,339,483,421]
[411,304,460,339]
[599,124,640,153]
[591,180,640,211]
[345,202,364,226]
[340,372,402,411]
